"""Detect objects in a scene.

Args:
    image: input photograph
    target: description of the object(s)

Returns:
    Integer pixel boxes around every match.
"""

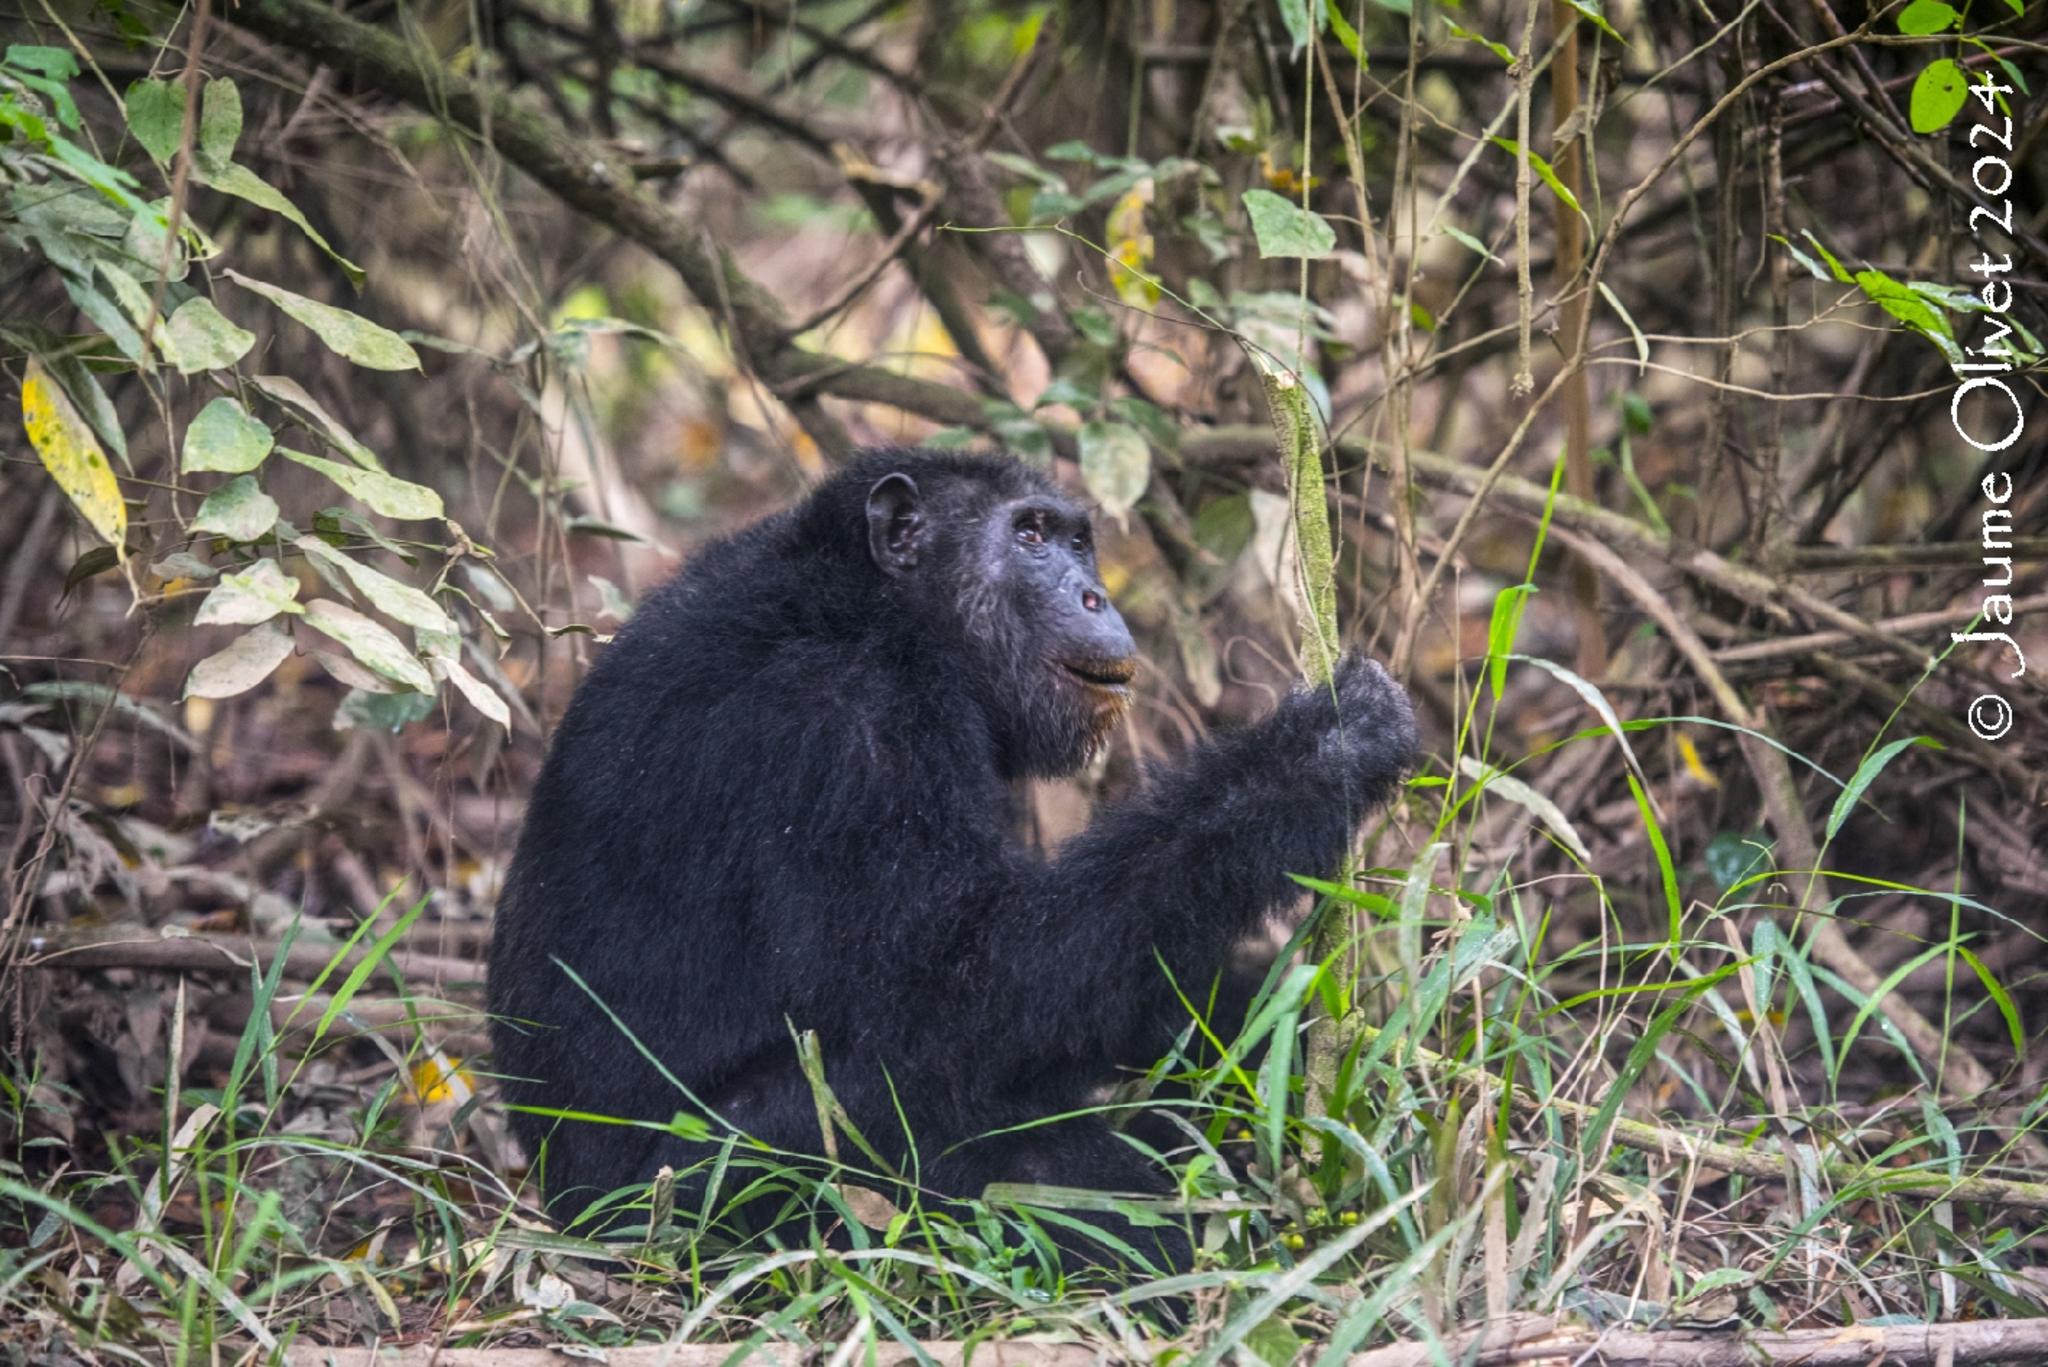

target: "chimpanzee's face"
[961,490,1137,776]
[865,470,1137,777]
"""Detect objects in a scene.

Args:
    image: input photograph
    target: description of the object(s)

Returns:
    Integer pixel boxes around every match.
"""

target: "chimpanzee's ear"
[865,473,924,575]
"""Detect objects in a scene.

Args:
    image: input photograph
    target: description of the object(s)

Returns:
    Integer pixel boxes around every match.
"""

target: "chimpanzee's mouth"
[1060,657,1139,690]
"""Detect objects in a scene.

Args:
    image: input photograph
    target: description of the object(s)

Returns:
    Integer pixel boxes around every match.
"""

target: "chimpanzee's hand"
[1281,652,1419,805]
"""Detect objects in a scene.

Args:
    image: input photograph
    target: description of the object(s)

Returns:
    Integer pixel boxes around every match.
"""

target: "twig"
[1713,594,2048,667]
[22,926,483,991]
[779,188,943,339]
[1547,2,1603,678]
[1778,538,2048,572]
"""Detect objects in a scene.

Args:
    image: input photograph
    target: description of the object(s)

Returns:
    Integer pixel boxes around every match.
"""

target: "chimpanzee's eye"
[1015,513,1046,546]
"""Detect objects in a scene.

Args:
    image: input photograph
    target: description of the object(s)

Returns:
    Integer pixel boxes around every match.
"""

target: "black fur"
[488,449,1416,1262]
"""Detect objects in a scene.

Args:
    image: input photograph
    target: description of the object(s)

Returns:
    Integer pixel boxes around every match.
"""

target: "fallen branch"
[1348,1313,2048,1366]
[272,1315,2048,1365]
[1778,538,2048,572]
[22,925,482,990]
[1713,593,2048,667]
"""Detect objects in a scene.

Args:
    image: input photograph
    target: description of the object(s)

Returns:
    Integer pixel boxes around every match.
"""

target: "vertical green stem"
[1255,363,1347,1139]
[1258,368,1339,687]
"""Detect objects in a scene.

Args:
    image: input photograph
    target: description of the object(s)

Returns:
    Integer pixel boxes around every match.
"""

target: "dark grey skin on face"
[488,448,1417,1271]
[870,469,1136,682]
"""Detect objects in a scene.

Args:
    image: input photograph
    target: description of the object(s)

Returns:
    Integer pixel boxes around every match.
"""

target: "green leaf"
[182,397,274,474]
[1852,268,1961,363]
[1954,944,2025,1059]
[1775,233,1831,282]
[1443,223,1501,263]
[441,653,511,728]
[1910,59,1969,134]
[1457,756,1591,864]
[279,448,443,521]
[338,687,435,731]
[1324,0,1363,63]
[421,632,511,729]
[184,624,294,700]
[1077,421,1150,530]
[163,297,255,375]
[294,535,454,636]
[1513,654,1649,786]
[1557,0,1624,42]
[196,77,240,171]
[122,202,187,283]
[1274,0,1321,55]
[192,475,279,542]
[1243,1314,1305,1367]
[250,374,380,469]
[1598,282,1649,376]
[1242,189,1336,259]
[1896,0,1958,33]
[1445,20,1513,64]
[302,598,434,693]
[1490,138,1587,219]
[61,274,144,363]
[313,895,427,1042]
[94,263,168,357]
[1797,229,1853,283]
[150,551,217,581]
[195,558,302,626]
[123,78,182,164]
[1581,964,1745,1157]
[227,271,416,370]
[1485,583,1533,700]
[206,170,365,286]
[1704,831,1770,893]
[1193,494,1254,564]
[6,45,78,80]
[1824,736,1937,844]
[1837,942,1948,1071]
[20,680,192,749]
[7,46,81,127]
[1627,769,1682,945]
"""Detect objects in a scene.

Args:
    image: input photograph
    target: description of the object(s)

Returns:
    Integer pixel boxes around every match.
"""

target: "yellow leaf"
[1106,180,1159,308]
[1259,154,1321,194]
[22,360,126,553]
[408,1055,474,1105]
[1676,731,1720,789]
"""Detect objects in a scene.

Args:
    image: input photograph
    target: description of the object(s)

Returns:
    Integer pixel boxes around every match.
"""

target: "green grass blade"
[312,893,428,1044]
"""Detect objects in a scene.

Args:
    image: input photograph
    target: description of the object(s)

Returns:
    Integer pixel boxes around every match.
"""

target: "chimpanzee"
[488,448,1416,1264]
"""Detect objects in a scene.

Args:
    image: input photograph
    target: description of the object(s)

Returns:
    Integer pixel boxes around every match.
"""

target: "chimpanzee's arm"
[964,653,1417,1072]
